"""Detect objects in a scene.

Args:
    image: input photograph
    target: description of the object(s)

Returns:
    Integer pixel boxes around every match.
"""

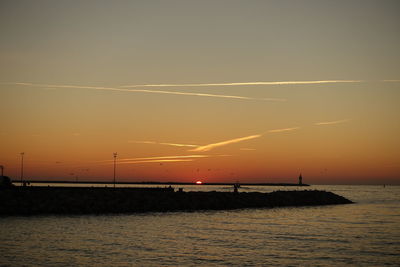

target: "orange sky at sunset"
[1,1,399,184]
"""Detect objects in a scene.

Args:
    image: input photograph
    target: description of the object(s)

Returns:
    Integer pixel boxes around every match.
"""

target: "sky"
[1,0,399,184]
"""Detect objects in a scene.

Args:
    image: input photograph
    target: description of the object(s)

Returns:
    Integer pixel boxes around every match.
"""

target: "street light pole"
[20,152,25,186]
[113,152,117,188]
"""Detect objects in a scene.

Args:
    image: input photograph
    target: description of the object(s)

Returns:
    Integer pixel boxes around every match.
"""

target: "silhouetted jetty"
[18,180,310,186]
[0,186,352,216]
[0,176,13,188]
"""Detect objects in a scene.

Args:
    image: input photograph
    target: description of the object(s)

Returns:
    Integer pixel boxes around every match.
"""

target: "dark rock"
[0,176,13,188]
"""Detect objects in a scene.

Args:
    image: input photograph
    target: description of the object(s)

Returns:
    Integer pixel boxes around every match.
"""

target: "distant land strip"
[14,180,309,186]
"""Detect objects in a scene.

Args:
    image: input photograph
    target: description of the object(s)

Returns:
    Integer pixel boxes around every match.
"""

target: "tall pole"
[20,152,25,186]
[113,152,117,188]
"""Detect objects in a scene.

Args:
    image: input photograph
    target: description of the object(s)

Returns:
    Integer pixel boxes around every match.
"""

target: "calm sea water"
[1,185,399,266]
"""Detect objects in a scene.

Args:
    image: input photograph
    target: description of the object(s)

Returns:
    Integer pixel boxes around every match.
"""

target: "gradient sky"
[1,0,399,184]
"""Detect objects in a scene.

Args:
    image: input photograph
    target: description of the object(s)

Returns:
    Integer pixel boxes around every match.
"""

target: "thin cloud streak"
[129,141,157,145]
[10,82,285,101]
[191,127,300,152]
[128,122,344,153]
[129,122,343,153]
[100,154,231,164]
[191,134,262,152]
[129,140,200,148]
[120,155,210,161]
[267,127,300,133]
[117,159,194,164]
[103,155,210,163]
[314,119,351,126]
[121,80,363,88]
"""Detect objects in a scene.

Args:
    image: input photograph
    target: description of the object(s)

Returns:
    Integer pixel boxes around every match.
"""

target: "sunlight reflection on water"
[1,185,399,266]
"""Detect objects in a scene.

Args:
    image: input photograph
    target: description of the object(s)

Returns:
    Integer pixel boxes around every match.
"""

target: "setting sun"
[196,181,203,185]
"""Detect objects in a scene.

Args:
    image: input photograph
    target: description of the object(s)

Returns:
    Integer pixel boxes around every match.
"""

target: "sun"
[196,181,203,185]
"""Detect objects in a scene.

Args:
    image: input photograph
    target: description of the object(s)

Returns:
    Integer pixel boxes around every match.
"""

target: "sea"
[0,184,399,266]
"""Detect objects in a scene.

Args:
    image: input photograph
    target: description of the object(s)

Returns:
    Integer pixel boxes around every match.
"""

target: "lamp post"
[20,152,25,186]
[113,152,117,188]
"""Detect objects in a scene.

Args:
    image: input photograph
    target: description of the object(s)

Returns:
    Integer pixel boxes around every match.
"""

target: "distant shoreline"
[12,180,309,186]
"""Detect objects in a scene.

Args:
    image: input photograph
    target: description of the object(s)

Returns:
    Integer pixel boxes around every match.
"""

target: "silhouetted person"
[233,183,240,193]
[298,173,303,185]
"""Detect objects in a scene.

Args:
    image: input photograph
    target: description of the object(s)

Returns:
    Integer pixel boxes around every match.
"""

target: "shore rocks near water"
[0,176,13,188]
[0,187,353,216]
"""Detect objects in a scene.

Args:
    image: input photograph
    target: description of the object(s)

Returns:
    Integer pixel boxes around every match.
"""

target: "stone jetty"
[0,187,352,216]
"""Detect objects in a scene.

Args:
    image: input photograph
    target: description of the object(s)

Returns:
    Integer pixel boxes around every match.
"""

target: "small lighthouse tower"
[298,173,303,185]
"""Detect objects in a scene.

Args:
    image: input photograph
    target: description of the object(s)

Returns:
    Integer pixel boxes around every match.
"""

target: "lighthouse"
[298,173,303,185]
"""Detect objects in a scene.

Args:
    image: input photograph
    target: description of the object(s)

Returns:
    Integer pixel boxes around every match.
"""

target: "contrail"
[116,159,194,164]
[100,154,231,164]
[130,123,344,153]
[9,82,285,101]
[267,127,300,133]
[101,155,210,163]
[121,80,363,88]
[129,140,200,148]
[191,134,262,152]
[190,127,300,152]
[119,155,209,161]
[314,119,351,126]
